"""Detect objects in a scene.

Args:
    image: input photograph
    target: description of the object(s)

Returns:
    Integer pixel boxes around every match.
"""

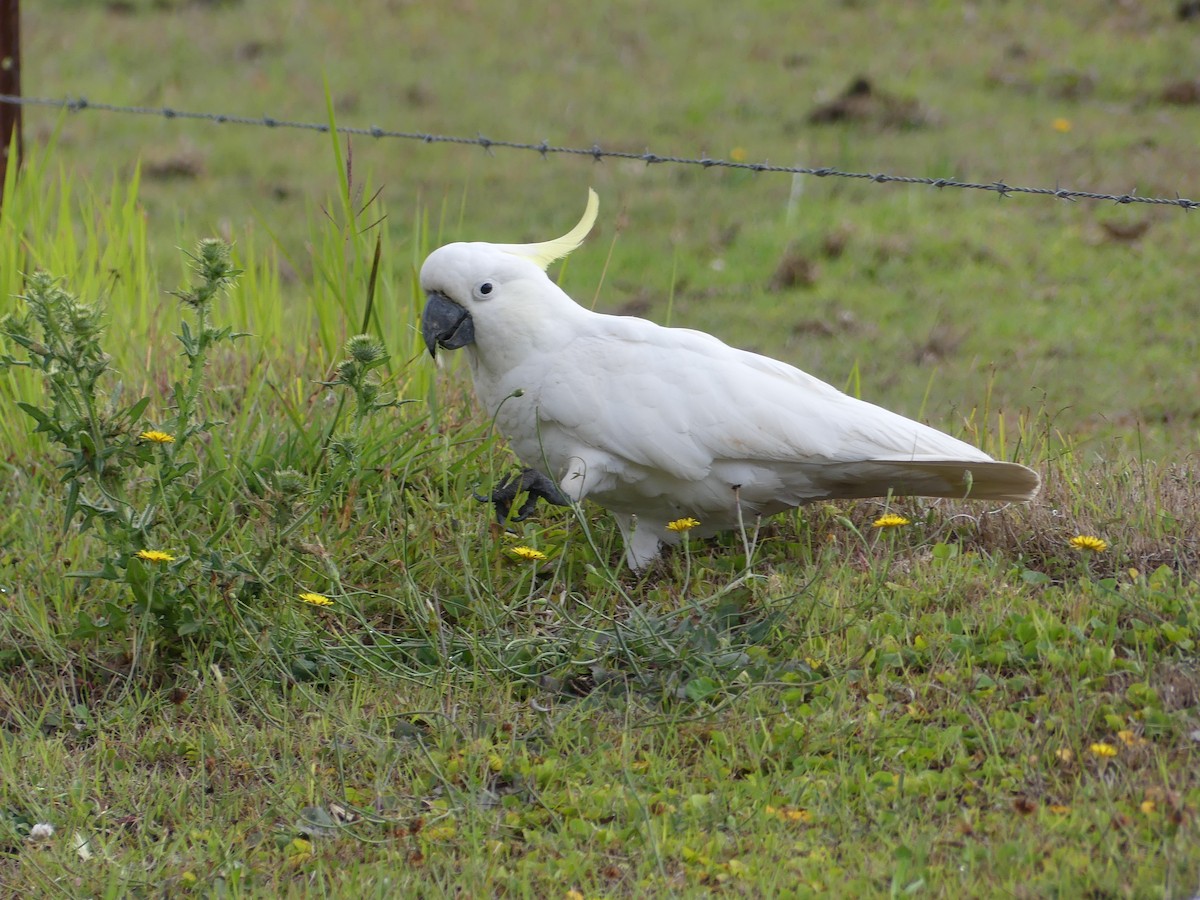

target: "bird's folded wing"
[530,316,997,482]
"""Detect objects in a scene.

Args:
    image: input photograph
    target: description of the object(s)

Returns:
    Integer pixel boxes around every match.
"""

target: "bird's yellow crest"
[496,189,598,271]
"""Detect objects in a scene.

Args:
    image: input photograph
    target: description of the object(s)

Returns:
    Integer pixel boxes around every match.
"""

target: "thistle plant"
[280,333,408,541]
[324,332,403,463]
[168,238,244,449]
[314,333,408,475]
[1,271,152,536]
[0,239,244,652]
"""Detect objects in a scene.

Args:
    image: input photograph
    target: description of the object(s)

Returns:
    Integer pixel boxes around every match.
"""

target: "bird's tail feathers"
[816,458,1041,502]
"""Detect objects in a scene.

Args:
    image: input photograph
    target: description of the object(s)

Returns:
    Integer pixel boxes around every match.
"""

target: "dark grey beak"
[421,291,475,358]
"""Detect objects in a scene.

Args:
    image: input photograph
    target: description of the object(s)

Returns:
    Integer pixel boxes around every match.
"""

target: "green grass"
[2,1,1199,896]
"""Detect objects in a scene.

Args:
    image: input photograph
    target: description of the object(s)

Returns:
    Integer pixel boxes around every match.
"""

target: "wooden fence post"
[0,0,21,209]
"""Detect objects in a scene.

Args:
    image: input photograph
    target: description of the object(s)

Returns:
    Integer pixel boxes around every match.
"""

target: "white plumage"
[420,190,1040,569]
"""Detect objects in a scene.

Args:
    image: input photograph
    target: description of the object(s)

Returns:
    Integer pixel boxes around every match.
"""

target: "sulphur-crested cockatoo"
[420,190,1040,570]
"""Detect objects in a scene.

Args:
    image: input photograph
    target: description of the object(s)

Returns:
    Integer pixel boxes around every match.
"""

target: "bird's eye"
[474,281,495,300]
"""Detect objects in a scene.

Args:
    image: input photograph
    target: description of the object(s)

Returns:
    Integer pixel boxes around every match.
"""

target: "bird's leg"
[614,513,663,571]
[475,468,570,523]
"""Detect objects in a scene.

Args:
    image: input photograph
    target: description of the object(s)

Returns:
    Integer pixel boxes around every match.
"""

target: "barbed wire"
[1,92,1196,211]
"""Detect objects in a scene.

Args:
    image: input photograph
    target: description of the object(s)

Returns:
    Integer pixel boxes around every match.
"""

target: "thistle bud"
[344,334,386,365]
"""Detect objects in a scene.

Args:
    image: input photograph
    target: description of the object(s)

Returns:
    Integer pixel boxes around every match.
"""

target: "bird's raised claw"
[476,468,570,523]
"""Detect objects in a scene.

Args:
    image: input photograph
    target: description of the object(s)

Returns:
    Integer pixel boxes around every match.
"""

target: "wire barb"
[0,92,1196,211]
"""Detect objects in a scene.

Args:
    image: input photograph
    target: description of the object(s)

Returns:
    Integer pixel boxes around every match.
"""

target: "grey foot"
[475,468,569,523]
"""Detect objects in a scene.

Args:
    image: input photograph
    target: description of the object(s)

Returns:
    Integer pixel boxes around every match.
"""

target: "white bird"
[420,190,1040,570]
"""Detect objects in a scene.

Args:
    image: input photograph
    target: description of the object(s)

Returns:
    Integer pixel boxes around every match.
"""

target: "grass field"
[2,1,1199,896]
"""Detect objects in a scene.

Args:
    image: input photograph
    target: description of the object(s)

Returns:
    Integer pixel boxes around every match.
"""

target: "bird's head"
[419,189,599,360]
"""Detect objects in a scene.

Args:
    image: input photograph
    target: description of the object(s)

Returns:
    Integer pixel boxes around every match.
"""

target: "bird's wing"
[526,314,993,484]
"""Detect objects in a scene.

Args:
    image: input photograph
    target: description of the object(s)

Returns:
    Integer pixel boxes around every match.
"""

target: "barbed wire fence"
[1,92,1198,213]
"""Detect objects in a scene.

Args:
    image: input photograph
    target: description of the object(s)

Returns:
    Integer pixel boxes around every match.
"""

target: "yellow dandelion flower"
[139,430,175,444]
[1052,118,1072,133]
[1070,535,1107,552]
[566,891,585,900]
[511,546,548,561]
[1054,748,1073,763]
[135,549,176,563]
[298,592,333,607]
[1116,730,1147,747]
[872,514,910,529]
[730,147,748,162]
[1140,800,1156,815]
[666,517,701,533]
[1089,742,1118,758]
[766,805,811,822]
[1047,804,1071,815]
